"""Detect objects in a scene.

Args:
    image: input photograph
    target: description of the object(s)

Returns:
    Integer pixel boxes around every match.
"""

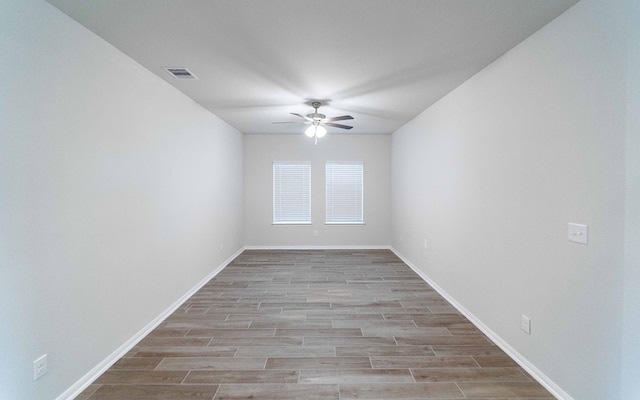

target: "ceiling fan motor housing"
[308,102,325,121]
[308,112,326,121]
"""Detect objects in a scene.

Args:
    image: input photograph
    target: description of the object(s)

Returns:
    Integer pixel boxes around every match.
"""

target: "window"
[325,162,363,224]
[273,162,311,224]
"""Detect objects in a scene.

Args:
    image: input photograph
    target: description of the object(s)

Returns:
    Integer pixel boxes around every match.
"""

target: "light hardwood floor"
[76,249,554,399]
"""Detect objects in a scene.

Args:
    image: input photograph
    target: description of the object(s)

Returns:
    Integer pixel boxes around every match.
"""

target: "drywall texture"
[244,134,391,247]
[0,1,243,399]
[391,0,627,398]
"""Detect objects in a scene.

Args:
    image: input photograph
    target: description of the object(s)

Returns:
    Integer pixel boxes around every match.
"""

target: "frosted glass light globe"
[304,125,315,137]
[315,125,327,138]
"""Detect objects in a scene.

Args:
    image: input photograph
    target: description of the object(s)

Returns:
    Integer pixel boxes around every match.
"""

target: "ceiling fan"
[273,101,354,143]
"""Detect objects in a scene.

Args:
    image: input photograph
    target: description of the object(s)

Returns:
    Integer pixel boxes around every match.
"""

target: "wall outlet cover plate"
[521,315,531,335]
[568,223,588,244]
[33,354,47,381]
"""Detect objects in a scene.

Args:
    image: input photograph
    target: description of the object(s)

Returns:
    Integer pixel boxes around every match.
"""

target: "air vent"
[162,67,198,80]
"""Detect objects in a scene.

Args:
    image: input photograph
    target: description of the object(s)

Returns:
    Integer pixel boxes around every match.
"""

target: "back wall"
[244,134,390,247]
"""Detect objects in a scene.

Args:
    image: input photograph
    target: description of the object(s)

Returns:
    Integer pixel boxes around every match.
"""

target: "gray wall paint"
[0,1,243,399]
[623,0,640,397]
[391,0,628,398]
[1,0,636,399]
[244,134,391,247]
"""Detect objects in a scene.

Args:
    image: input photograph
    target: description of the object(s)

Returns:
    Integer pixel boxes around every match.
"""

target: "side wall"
[0,1,244,399]
[244,134,390,247]
[623,0,640,397]
[391,0,626,398]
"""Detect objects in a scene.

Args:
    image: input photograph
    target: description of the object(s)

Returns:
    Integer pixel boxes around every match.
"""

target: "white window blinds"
[273,162,311,224]
[325,162,364,224]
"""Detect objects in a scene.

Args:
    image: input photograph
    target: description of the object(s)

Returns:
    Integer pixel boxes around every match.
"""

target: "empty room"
[1,0,638,399]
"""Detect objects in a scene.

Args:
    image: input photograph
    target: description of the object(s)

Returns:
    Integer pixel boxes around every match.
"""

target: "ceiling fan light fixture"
[305,123,327,139]
[274,101,353,141]
[305,125,316,137]
[315,125,327,138]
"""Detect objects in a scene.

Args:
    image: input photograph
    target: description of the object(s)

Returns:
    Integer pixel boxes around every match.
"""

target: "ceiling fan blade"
[323,122,353,130]
[324,115,354,122]
[291,112,312,121]
[273,120,312,125]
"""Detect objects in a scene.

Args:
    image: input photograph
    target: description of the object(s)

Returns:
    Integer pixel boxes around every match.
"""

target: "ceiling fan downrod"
[308,102,325,121]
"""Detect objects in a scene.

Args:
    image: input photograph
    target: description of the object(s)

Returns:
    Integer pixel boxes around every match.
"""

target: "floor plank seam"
[76,250,555,399]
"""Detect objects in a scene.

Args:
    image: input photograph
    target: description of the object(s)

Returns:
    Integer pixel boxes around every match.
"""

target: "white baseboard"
[57,247,244,400]
[389,247,573,400]
[243,245,392,250]
[59,246,571,400]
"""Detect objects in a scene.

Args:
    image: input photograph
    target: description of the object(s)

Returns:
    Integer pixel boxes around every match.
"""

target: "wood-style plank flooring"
[76,249,554,399]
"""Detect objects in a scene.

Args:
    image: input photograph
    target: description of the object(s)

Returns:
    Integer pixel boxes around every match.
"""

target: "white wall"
[0,1,243,399]
[623,0,640,398]
[244,134,390,247]
[391,0,627,398]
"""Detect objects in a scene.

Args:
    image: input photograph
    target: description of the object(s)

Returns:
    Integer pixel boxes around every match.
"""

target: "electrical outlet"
[219,243,224,251]
[521,315,531,335]
[33,354,47,381]
[423,239,428,249]
[313,230,318,237]
[568,223,588,244]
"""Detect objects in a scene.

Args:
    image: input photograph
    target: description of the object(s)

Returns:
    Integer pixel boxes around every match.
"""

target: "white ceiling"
[47,0,578,135]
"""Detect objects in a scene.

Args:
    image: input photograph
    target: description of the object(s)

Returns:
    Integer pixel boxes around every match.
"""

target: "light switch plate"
[568,223,588,244]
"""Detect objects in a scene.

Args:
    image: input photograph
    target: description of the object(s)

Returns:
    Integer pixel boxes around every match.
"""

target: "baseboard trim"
[389,247,573,400]
[59,246,572,400]
[57,247,244,400]
[243,245,392,250]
